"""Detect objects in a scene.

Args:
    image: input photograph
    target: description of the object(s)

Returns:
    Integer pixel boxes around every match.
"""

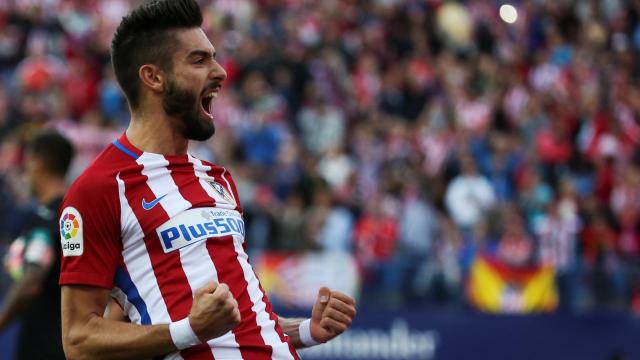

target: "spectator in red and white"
[610,163,640,221]
[535,198,581,308]
[535,181,582,270]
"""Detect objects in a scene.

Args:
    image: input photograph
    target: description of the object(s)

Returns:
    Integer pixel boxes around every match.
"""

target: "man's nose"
[210,61,227,82]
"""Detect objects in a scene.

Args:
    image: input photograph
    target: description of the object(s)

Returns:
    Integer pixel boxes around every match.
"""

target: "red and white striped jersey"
[59,134,299,360]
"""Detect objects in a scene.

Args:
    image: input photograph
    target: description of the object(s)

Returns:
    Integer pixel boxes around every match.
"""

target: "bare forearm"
[63,313,177,360]
[278,316,306,349]
[0,266,45,330]
[62,285,176,360]
[0,282,36,330]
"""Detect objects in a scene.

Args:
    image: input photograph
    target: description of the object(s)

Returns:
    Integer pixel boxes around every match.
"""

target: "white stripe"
[231,235,295,359]
[142,155,243,358]
[207,332,244,359]
[110,288,142,325]
[117,174,171,325]
[137,153,191,216]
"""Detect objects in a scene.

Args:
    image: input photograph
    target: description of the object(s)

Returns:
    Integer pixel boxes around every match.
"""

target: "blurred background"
[2,0,640,359]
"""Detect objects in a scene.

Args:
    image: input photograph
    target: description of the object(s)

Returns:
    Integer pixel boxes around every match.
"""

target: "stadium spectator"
[445,154,496,230]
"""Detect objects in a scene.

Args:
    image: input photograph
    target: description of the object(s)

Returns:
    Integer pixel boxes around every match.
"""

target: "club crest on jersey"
[206,179,236,206]
[59,207,83,256]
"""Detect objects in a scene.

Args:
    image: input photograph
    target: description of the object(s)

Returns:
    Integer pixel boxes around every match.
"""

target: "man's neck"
[126,109,189,155]
[36,178,67,204]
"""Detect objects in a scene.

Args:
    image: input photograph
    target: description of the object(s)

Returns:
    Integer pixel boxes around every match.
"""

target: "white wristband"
[299,319,321,347]
[169,317,201,350]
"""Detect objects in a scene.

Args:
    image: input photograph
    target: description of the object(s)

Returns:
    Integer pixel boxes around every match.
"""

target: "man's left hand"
[310,287,357,343]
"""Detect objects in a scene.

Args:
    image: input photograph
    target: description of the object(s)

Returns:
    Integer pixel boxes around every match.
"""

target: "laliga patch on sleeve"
[59,207,83,256]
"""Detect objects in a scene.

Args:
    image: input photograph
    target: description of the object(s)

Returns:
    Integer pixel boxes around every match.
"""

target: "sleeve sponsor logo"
[157,208,245,253]
[60,207,84,256]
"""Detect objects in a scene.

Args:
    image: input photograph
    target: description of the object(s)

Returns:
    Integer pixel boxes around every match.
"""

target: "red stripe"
[207,236,272,360]
[120,161,214,360]
[180,344,216,360]
[170,157,217,208]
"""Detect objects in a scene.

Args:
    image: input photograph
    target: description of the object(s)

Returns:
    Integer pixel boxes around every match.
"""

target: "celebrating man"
[59,1,356,359]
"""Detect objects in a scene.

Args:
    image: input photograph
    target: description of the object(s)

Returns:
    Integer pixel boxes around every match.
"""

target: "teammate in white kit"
[59,1,356,359]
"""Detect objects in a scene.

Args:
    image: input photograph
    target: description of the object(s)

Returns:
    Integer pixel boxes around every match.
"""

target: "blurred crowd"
[3,0,640,313]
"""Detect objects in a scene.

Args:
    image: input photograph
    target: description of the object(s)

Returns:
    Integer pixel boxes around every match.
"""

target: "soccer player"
[0,131,74,360]
[59,1,356,359]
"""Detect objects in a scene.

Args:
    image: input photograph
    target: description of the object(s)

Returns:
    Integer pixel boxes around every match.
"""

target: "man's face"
[24,152,40,195]
[162,28,227,141]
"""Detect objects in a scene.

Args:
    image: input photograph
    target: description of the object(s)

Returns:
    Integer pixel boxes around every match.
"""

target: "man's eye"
[195,58,206,64]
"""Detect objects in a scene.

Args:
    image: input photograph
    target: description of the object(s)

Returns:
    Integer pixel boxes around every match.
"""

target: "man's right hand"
[189,282,241,341]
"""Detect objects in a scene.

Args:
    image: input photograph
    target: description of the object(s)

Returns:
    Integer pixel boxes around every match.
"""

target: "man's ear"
[139,64,166,94]
[26,155,44,176]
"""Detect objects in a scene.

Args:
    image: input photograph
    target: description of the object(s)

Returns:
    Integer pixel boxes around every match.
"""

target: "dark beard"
[162,77,215,141]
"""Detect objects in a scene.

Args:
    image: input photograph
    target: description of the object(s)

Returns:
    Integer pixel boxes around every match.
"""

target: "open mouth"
[200,87,219,119]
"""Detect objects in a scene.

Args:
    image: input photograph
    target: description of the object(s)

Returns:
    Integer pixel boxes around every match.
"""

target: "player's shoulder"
[65,142,131,202]
[197,157,234,175]
[71,146,117,187]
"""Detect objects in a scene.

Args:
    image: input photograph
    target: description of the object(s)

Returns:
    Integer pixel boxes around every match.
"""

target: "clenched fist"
[189,282,241,341]
[310,287,357,343]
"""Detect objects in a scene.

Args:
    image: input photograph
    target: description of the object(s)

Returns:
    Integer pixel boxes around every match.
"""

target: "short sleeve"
[59,175,121,289]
